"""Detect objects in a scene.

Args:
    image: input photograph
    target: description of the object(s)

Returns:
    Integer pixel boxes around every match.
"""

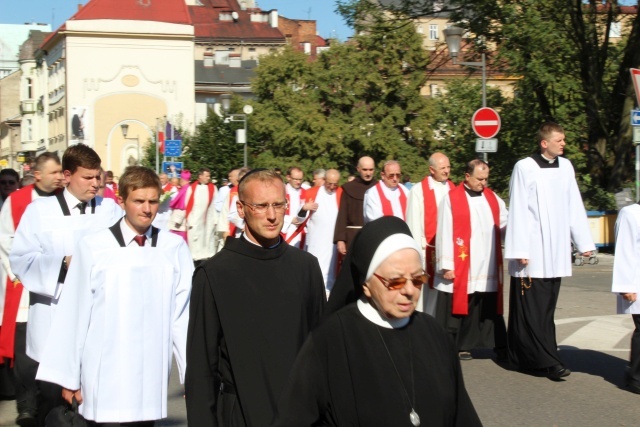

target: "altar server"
[10,144,122,423]
[36,166,193,425]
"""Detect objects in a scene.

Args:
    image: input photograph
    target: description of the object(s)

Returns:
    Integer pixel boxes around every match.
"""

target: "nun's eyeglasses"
[373,273,427,290]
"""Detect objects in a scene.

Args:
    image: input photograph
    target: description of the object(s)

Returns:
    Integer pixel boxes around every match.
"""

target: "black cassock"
[185,237,326,427]
[271,304,482,427]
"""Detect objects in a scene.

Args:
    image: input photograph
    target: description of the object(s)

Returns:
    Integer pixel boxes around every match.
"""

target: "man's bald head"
[357,156,375,182]
[429,152,451,182]
[324,169,340,194]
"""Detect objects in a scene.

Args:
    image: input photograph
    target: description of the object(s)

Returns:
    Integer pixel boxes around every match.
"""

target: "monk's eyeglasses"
[239,200,288,214]
[372,273,428,291]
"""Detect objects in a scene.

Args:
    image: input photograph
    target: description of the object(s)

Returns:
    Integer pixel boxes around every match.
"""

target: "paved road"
[0,252,629,426]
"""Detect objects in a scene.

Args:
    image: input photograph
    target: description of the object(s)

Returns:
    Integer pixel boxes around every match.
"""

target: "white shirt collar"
[63,187,84,215]
[357,296,410,329]
[120,219,152,247]
[540,153,557,163]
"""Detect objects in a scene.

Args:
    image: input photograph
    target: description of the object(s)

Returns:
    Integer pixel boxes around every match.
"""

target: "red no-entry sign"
[472,107,501,139]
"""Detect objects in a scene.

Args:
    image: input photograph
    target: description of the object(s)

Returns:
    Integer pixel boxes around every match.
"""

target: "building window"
[417,25,423,34]
[26,119,33,140]
[429,24,438,40]
[26,78,33,99]
[249,47,256,52]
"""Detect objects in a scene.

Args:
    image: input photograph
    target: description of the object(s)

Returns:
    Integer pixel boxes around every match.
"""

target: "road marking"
[556,314,632,351]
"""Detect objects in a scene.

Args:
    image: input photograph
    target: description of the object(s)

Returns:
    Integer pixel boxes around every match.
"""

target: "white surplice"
[9,190,123,361]
[284,183,305,248]
[612,204,640,314]
[0,190,42,324]
[435,190,508,293]
[185,184,217,261]
[363,183,409,223]
[153,185,178,231]
[504,157,595,278]
[36,225,193,423]
[305,187,339,293]
[406,176,452,266]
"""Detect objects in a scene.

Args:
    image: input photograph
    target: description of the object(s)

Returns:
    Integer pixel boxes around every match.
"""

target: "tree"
[250,11,436,181]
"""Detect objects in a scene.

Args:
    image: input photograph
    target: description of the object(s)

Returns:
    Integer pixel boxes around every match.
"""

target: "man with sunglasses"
[435,159,508,362]
[186,169,325,427]
[363,160,409,223]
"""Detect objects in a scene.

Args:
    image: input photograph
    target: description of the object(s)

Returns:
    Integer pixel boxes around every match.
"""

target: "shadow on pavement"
[559,346,628,387]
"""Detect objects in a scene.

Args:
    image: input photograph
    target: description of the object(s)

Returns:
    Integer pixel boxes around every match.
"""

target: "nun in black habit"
[271,216,482,427]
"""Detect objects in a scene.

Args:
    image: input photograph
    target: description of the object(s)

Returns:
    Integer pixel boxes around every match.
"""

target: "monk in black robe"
[185,169,326,426]
[273,217,482,426]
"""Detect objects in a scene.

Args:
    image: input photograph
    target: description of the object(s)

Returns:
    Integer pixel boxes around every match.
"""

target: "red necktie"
[133,235,146,247]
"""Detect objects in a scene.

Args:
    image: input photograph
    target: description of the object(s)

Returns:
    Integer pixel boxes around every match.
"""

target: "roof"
[189,0,285,42]
[69,0,191,24]
[19,30,50,60]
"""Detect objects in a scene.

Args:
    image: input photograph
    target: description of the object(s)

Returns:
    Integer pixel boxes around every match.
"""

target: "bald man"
[406,152,455,314]
[299,169,342,296]
[333,157,377,256]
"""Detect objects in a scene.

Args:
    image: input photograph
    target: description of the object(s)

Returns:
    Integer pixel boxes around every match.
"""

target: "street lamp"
[218,94,253,167]
[120,122,140,166]
[444,26,488,161]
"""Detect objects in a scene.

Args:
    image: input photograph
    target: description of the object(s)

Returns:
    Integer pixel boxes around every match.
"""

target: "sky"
[0,0,353,41]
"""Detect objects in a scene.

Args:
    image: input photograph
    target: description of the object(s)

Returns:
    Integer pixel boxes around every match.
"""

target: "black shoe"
[458,351,473,361]
[15,412,37,427]
[627,382,640,394]
[546,365,571,380]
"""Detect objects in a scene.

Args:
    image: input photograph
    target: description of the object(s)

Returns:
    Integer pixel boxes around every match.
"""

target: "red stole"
[228,186,238,236]
[285,186,342,244]
[185,182,215,220]
[0,185,34,360]
[422,178,455,288]
[449,184,503,316]
[374,182,407,220]
[162,183,174,193]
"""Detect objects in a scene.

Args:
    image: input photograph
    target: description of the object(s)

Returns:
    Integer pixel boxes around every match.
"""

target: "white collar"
[540,153,557,163]
[357,296,410,329]
[120,219,152,247]
[63,187,83,213]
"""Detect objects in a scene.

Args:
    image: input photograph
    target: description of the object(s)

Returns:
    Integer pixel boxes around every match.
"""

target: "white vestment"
[9,190,123,361]
[435,189,508,293]
[284,184,305,248]
[153,185,178,231]
[185,184,217,261]
[612,204,640,314]
[504,157,595,278]
[0,189,43,324]
[36,224,192,422]
[363,183,409,223]
[305,187,339,294]
[407,177,452,314]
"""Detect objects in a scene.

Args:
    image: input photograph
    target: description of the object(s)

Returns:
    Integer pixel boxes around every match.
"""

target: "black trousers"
[37,378,64,426]
[628,314,640,385]
[507,276,563,369]
[434,290,507,352]
[14,322,38,414]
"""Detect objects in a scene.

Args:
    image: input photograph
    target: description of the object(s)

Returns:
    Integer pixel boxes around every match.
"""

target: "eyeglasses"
[240,200,288,214]
[384,173,402,179]
[0,180,17,185]
[373,273,428,290]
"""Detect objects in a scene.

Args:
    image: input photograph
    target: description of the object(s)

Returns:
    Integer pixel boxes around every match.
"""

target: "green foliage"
[250,15,436,182]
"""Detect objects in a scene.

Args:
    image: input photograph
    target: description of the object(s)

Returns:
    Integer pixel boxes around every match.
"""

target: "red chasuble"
[228,186,238,237]
[0,185,35,360]
[421,178,455,288]
[374,182,407,220]
[449,183,503,316]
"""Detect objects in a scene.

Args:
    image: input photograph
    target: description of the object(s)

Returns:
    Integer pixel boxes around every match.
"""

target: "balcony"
[21,100,36,114]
